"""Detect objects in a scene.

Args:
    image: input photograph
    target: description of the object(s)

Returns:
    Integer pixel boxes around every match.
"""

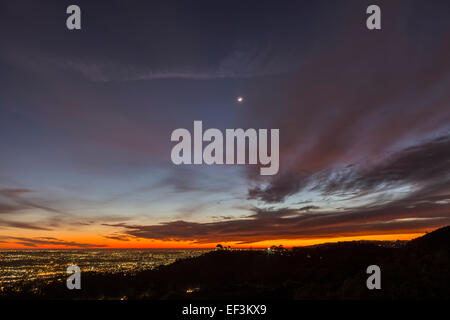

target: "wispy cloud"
[248,135,450,204]
[0,236,107,248]
[0,219,52,231]
[0,188,68,215]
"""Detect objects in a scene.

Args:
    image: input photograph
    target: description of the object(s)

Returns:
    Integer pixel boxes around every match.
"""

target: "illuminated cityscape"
[0,249,210,292]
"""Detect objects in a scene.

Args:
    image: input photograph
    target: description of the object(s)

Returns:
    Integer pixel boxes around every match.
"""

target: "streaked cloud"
[0,236,107,248]
[108,195,450,243]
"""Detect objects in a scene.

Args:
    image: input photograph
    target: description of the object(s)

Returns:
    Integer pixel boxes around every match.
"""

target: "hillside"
[4,226,449,300]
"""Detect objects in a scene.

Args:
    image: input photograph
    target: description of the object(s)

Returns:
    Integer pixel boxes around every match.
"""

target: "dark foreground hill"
[4,226,450,300]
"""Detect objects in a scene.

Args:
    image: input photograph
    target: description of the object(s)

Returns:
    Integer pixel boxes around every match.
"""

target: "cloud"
[0,188,68,215]
[107,191,450,244]
[0,219,52,231]
[0,203,22,214]
[0,236,107,248]
[298,206,320,212]
[102,234,133,242]
[248,135,450,203]
[240,1,450,204]
[1,1,313,83]
[0,188,34,196]
[0,189,34,214]
[248,171,311,203]
[316,135,450,196]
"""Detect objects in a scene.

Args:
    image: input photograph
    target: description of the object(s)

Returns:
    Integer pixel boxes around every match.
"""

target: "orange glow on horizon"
[0,232,427,250]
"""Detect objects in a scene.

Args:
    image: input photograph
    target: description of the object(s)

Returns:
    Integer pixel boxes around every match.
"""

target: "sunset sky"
[0,0,449,249]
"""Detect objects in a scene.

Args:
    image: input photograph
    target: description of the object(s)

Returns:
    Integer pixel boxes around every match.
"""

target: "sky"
[0,0,449,248]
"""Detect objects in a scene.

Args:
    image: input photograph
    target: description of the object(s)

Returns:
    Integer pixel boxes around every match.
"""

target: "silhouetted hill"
[408,226,450,251]
[3,226,449,300]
